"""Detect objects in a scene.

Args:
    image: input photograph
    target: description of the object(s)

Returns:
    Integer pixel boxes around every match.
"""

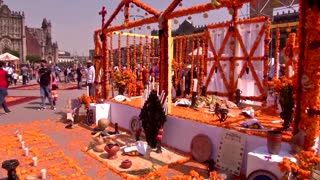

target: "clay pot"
[104,143,120,159]
[267,130,282,154]
[93,144,105,153]
[98,118,110,130]
[93,135,104,145]
[120,159,132,169]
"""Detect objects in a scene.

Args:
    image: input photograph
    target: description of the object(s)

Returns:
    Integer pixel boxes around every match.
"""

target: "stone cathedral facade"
[0,0,58,63]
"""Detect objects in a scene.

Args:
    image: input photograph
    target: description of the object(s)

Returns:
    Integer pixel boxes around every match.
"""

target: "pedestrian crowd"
[0,60,96,114]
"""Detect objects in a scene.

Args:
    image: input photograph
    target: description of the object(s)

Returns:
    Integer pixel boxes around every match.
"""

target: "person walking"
[51,75,59,106]
[4,63,13,86]
[37,60,55,110]
[85,61,95,96]
[12,72,18,86]
[76,64,83,89]
[53,64,61,82]
[0,61,11,114]
[21,65,28,85]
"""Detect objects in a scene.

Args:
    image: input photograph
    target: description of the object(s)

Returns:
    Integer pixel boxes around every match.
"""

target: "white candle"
[41,169,46,179]
[288,65,293,78]
[24,148,29,156]
[18,134,22,141]
[152,77,155,90]
[15,131,19,136]
[193,79,198,92]
[21,141,25,149]
[157,84,160,97]
[32,157,38,166]
[181,77,185,93]
[275,52,280,78]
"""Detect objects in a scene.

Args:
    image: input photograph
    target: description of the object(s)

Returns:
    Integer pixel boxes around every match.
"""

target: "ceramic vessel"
[267,130,282,154]
[120,159,132,169]
[98,118,110,131]
[104,143,120,159]
[93,144,105,153]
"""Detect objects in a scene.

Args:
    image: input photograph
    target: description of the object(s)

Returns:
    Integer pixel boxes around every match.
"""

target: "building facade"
[0,0,26,61]
[0,0,58,63]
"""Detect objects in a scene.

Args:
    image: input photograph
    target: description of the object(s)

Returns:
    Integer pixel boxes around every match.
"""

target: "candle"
[24,148,29,156]
[21,141,25,149]
[157,84,160,97]
[15,130,19,136]
[17,134,22,141]
[32,157,38,166]
[288,65,293,78]
[152,77,155,90]
[193,79,198,92]
[181,76,185,93]
[41,169,46,179]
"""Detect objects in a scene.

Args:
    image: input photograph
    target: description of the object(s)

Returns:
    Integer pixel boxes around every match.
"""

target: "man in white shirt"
[4,63,13,85]
[85,61,95,96]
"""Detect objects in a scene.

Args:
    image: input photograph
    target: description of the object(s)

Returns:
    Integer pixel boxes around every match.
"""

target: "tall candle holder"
[2,159,20,180]
[190,79,198,109]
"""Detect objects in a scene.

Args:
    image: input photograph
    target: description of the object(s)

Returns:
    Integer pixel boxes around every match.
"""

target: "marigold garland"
[190,36,195,93]
[126,35,130,69]
[151,37,155,78]
[118,33,122,70]
[274,27,280,78]
[299,8,320,150]
[132,35,136,75]
[278,150,320,179]
[104,33,109,99]
[110,33,115,97]
[145,36,150,81]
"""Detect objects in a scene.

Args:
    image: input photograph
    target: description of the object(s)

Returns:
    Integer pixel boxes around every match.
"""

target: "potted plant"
[268,77,295,131]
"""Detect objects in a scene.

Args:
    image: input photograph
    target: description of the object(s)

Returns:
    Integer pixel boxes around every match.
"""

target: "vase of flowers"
[268,77,295,131]
[114,69,136,96]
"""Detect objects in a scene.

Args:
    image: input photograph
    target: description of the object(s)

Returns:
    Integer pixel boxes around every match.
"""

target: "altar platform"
[106,98,293,175]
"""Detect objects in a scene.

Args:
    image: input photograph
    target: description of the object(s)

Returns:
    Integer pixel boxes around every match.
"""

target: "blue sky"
[4,0,249,56]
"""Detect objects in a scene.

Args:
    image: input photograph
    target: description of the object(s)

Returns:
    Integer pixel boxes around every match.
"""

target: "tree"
[3,47,19,57]
[26,55,41,64]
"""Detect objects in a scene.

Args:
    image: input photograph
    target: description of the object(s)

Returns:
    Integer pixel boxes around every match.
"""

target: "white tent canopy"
[0,52,19,61]
[188,47,214,58]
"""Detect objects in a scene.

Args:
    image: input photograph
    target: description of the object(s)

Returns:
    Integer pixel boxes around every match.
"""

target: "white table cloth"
[89,103,110,125]
[246,143,296,179]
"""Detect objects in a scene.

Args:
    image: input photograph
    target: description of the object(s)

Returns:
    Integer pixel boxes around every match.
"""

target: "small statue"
[108,123,119,135]
[235,89,242,106]
[218,108,229,123]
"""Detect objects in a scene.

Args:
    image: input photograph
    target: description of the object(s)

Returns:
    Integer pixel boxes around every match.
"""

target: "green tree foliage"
[3,47,19,57]
[26,55,41,64]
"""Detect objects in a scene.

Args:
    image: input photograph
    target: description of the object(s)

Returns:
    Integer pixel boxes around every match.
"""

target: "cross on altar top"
[99,6,107,29]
